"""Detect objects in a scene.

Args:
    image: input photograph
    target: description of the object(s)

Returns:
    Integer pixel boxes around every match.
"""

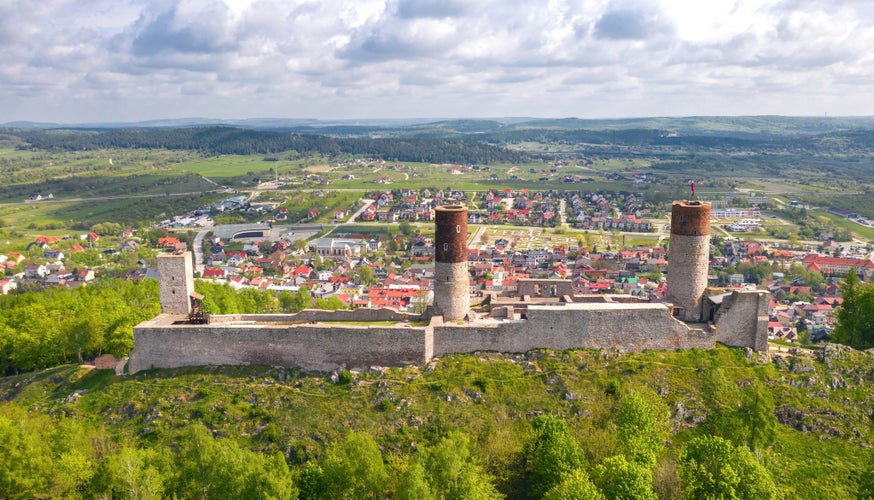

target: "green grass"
[816,211,874,241]
[170,154,310,179]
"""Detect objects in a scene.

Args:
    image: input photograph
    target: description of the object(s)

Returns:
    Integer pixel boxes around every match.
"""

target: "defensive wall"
[129,312,430,373]
[129,289,767,374]
[711,290,770,352]
[431,302,713,356]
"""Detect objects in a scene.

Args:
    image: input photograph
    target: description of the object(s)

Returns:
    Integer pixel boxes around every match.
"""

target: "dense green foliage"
[1,343,872,498]
[832,271,874,350]
[0,278,353,376]
[0,279,160,373]
[523,414,587,497]
[680,435,778,499]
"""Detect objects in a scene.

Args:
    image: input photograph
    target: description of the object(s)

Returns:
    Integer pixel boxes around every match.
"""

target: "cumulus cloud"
[1,0,874,122]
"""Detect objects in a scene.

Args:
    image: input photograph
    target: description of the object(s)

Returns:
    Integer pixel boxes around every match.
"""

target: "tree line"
[11,127,530,164]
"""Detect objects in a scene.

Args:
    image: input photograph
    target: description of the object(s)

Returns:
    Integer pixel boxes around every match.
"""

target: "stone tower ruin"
[667,200,711,321]
[157,251,195,316]
[433,204,470,321]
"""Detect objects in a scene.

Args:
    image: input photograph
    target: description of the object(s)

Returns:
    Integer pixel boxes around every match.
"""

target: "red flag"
[690,180,695,198]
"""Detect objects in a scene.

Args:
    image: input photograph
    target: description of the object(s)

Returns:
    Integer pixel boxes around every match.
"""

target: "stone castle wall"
[129,318,429,373]
[714,290,769,352]
[129,198,768,374]
[130,301,750,374]
[432,303,714,357]
[220,308,421,324]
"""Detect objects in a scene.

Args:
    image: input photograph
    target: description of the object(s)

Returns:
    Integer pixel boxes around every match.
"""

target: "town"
[3,184,872,350]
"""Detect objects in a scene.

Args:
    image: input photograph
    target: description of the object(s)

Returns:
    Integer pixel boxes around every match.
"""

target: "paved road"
[346,198,374,224]
[469,224,487,248]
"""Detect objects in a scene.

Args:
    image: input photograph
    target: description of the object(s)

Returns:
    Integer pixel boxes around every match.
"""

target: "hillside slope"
[1,344,872,498]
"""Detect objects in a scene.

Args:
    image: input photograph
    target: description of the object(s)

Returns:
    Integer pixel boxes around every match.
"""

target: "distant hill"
[9,126,530,164]
[6,115,874,137]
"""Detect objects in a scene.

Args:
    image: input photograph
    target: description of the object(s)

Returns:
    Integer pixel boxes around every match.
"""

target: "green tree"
[616,390,670,468]
[352,264,377,285]
[171,425,293,499]
[700,367,744,440]
[833,270,874,350]
[315,296,349,310]
[93,446,169,500]
[543,469,605,500]
[732,445,779,500]
[290,287,313,313]
[859,454,874,500]
[394,462,434,500]
[0,404,53,497]
[398,221,414,236]
[524,414,586,498]
[322,431,388,499]
[738,379,776,450]
[298,462,327,500]
[418,431,501,500]
[680,435,777,500]
[592,455,657,500]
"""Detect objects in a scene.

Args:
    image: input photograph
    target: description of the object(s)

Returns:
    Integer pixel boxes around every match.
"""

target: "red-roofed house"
[802,254,874,278]
[158,237,181,248]
[0,279,17,294]
[203,268,226,278]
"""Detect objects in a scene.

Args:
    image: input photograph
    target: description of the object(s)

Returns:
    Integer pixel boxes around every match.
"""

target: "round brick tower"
[433,204,470,321]
[667,201,711,321]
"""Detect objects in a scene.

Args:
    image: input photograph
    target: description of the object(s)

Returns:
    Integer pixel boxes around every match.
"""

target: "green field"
[816,211,874,241]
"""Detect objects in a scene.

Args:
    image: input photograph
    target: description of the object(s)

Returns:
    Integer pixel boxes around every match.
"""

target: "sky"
[2,0,874,123]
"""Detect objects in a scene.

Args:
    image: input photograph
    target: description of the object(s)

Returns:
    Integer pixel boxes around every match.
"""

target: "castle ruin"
[128,202,768,374]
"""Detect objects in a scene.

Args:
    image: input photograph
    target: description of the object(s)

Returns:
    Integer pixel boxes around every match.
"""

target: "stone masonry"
[128,200,768,375]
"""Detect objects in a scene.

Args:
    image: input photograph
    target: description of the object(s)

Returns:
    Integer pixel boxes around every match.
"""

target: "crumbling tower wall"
[433,205,470,321]
[667,201,711,321]
[157,251,194,316]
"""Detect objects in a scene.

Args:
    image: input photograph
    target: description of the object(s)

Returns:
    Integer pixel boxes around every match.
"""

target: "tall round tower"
[667,201,711,322]
[433,204,470,321]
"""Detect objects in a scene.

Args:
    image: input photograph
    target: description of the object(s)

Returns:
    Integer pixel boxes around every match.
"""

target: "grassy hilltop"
[1,344,872,498]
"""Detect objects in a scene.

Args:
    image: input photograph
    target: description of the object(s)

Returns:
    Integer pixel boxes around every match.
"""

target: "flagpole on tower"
[690,180,695,199]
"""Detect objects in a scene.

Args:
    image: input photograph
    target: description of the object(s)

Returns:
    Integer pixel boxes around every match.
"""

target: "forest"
[10,127,530,164]
[2,338,873,499]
